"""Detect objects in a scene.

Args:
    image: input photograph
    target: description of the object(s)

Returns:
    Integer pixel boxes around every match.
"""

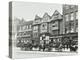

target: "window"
[33,26,38,31]
[52,25,55,27]
[33,33,38,37]
[23,32,26,35]
[76,23,78,32]
[65,5,69,9]
[65,28,69,33]
[70,13,74,21]
[71,5,74,8]
[51,22,58,30]
[52,30,58,35]
[41,23,47,30]
[17,33,19,36]
[46,40,49,44]
[65,15,69,21]
[70,26,74,33]
[76,27,78,32]
[66,30,69,33]
[35,19,40,23]
[29,25,31,29]
[19,26,22,31]
[23,26,26,30]
[36,33,38,37]
[26,25,28,29]
[33,27,35,30]
[76,12,78,19]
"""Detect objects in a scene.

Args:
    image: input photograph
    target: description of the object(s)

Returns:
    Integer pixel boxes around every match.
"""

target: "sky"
[12,2,62,21]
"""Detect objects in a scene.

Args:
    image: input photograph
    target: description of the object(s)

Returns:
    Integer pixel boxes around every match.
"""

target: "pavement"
[13,47,78,59]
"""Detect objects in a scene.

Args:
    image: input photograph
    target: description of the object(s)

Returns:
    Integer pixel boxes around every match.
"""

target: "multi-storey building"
[32,10,63,50]
[15,6,78,51]
[49,10,63,39]
[32,15,41,45]
[17,19,33,47]
[11,18,21,46]
[39,13,51,45]
[63,5,78,33]
[47,10,63,51]
[62,4,78,50]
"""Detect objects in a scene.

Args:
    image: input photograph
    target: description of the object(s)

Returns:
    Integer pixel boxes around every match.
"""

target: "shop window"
[66,30,69,33]
[65,28,69,33]
[21,40,24,43]
[52,30,58,35]
[46,40,49,44]
[40,40,44,44]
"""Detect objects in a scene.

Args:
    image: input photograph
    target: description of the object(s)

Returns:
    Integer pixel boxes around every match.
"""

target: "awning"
[63,33,78,37]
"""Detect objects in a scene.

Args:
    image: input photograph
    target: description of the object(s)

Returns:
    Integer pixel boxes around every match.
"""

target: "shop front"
[49,32,78,52]
[16,36,32,51]
[49,35,63,52]
[62,33,78,52]
[32,37,40,51]
[39,33,52,51]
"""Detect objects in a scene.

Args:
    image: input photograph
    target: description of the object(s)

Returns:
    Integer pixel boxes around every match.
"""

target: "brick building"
[63,4,78,33]
[62,4,78,51]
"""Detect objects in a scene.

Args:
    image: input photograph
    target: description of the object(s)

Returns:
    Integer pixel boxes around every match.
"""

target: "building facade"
[49,10,63,51]
[16,6,78,52]
[32,15,41,46]
[62,4,78,51]
[32,10,63,51]
[16,19,33,49]
[39,13,51,46]
[63,5,78,33]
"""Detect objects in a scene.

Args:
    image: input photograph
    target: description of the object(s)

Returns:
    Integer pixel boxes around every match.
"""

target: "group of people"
[16,40,78,52]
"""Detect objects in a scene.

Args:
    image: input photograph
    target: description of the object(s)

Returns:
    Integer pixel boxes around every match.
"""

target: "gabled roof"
[52,10,61,16]
[51,10,62,20]
[35,15,41,20]
[43,12,51,18]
